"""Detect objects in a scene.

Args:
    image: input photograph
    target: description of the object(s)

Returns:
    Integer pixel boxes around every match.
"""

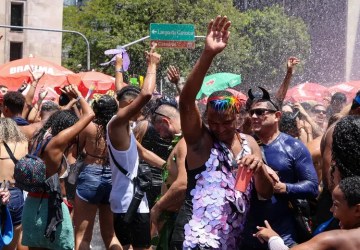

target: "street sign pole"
[0,24,91,70]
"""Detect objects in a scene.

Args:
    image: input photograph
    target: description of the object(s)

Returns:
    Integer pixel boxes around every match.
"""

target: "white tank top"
[106,118,149,213]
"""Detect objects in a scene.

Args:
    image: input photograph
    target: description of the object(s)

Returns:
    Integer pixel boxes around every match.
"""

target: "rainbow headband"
[207,95,242,113]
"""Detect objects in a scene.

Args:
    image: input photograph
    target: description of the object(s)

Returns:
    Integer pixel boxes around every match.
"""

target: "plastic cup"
[235,167,253,192]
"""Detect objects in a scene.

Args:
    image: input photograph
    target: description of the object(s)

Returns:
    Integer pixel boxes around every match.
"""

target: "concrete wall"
[0,0,63,65]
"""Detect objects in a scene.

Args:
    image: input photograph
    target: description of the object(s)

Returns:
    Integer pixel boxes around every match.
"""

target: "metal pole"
[121,36,150,48]
[0,24,91,71]
[120,35,205,48]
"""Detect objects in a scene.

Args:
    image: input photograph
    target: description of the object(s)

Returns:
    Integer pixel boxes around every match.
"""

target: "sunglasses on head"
[249,108,277,116]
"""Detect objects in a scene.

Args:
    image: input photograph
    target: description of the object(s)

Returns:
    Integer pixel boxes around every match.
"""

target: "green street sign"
[150,23,195,42]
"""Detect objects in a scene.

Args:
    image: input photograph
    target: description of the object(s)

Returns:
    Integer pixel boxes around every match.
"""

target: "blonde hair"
[0,118,27,143]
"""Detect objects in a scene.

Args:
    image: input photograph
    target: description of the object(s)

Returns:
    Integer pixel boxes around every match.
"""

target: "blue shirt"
[241,132,318,249]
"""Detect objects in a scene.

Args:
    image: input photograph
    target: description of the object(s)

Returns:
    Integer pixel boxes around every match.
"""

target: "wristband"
[268,236,289,250]
[116,68,125,73]
[76,96,82,102]
[161,162,167,170]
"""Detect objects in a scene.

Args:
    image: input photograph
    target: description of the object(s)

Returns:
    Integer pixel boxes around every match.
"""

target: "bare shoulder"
[292,230,354,250]
[307,136,322,155]
[242,134,261,153]
[175,138,187,154]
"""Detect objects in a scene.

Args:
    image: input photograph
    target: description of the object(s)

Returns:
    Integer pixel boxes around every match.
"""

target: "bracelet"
[116,68,125,73]
[30,84,36,88]
[147,72,156,74]
[161,162,167,170]
[76,96,82,102]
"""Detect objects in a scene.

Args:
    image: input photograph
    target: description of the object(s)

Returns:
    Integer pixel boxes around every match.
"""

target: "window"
[10,42,23,61]
[10,2,24,32]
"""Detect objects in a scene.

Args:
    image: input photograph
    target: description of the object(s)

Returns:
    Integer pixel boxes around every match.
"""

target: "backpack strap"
[3,142,18,164]
[32,137,52,156]
[107,145,134,181]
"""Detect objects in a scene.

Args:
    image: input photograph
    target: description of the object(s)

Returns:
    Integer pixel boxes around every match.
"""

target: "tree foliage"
[62,1,310,96]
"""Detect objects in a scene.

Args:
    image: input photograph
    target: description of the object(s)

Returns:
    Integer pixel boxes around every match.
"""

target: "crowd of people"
[0,15,360,250]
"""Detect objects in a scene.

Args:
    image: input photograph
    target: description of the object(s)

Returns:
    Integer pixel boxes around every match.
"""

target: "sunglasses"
[249,108,277,116]
[313,109,326,114]
[152,110,171,123]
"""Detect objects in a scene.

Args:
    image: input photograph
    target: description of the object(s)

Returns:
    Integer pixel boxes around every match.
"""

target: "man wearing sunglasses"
[241,88,318,250]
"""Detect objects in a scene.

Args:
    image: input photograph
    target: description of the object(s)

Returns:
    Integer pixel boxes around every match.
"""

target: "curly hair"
[92,95,118,142]
[0,118,27,143]
[339,176,360,207]
[3,91,25,114]
[279,112,299,138]
[32,110,79,147]
[332,115,360,180]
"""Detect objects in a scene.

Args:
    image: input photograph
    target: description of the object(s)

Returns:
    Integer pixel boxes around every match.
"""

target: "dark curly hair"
[3,91,25,115]
[332,116,360,180]
[92,95,118,142]
[279,112,299,138]
[339,176,360,207]
[31,110,79,149]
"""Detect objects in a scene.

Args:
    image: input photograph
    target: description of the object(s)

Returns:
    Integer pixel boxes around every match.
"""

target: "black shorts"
[113,213,151,248]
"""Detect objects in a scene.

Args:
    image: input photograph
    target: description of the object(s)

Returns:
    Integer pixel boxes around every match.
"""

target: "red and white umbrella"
[0,56,74,101]
[328,81,360,103]
[285,82,330,103]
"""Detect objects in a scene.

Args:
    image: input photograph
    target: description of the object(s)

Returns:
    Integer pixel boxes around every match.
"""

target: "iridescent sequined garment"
[183,134,252,249]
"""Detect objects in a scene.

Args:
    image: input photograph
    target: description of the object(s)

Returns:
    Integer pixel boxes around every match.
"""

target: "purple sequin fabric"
[183,135,252,249]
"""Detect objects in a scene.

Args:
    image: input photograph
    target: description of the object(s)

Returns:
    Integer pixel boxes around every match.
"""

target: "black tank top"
[141,123,171,161]
[185,160,206,200]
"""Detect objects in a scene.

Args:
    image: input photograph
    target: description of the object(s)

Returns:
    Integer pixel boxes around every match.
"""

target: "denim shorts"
[8,187,24,226]
[76,164,112,204]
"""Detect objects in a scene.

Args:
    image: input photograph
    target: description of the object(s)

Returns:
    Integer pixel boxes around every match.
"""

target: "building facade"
[0,0,63,64]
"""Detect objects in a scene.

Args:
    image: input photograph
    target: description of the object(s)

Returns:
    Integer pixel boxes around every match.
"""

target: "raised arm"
[27,90,48,122]
[275,57,300,105]
[22,69,45,118]
[115,55,126,91]
[179,16,231,147]
[45,85,94,176]
[167,65,182,94]
[111,44,160,126]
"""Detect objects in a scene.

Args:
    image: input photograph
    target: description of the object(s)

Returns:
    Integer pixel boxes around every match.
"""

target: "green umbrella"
[196,73,242,99]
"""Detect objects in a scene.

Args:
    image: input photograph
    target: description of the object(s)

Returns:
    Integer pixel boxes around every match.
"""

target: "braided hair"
[92,95,118,143]
[31,110,79,149]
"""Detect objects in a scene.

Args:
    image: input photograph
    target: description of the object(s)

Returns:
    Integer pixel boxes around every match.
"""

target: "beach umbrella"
[328,81,360,102]
[0,56,74,101]
[196,73,242,100]
[66,71,115,98]
[285,82,330,103]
